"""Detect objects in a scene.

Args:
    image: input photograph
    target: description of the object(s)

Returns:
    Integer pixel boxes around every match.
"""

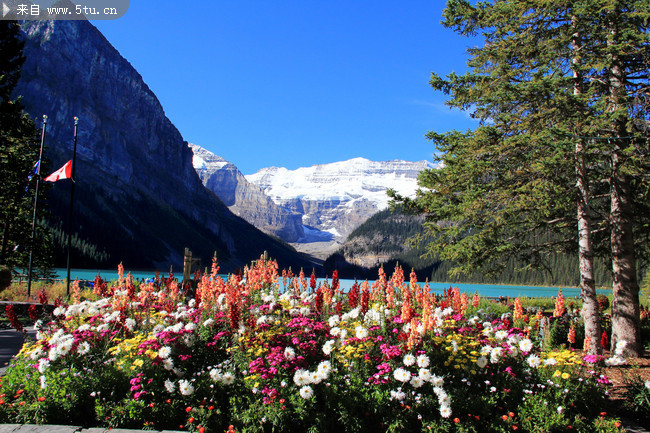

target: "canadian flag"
[44,160,72,182]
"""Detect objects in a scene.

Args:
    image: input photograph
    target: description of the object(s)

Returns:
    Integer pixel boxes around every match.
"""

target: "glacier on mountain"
[245,157,435,241]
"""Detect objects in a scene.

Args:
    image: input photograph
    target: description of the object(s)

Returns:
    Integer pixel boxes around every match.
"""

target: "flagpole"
[27,115,47,297]
[66,117,79,296]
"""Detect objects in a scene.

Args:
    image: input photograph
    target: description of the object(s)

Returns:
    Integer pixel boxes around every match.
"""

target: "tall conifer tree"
[391,0,649,355]
[0,20,52,274]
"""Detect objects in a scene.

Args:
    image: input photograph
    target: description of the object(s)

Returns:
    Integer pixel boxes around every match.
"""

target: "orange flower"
[614,422,621,428]
[453,418,460,423]
[37,397,46,402]
[508,412,515,418]
[188,417,194,424]
[502,415,509,421]
[186,406,193,413]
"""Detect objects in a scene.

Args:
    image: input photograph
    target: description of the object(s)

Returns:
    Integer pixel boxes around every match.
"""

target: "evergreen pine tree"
[0,20,53,277]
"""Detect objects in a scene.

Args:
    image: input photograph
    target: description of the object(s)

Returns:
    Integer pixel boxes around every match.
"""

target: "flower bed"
[0,259,628,432]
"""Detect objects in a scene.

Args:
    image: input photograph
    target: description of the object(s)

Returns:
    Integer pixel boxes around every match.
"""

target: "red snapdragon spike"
[600,331,609,349]
[361,283,370,314]
[38,289,49,305]
[310,270,316,291]
[28,304,39,322]
[348,281,359,309]
[5,305,23,332]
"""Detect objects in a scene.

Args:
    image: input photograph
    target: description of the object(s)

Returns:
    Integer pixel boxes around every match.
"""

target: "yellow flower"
[561,372,570,380]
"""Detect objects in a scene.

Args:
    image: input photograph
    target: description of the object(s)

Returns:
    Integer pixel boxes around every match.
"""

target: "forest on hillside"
[325,208,622,287]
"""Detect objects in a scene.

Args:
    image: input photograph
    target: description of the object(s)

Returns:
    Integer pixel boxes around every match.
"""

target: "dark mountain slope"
[14,19,313,272]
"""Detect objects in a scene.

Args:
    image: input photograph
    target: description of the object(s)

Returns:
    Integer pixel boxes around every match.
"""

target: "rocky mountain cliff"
[14,19,313,271]
[190,144,304,242]
[246,158,434,241]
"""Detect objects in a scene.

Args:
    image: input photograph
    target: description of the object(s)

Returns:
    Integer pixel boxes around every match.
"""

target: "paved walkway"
[0,327,35,376]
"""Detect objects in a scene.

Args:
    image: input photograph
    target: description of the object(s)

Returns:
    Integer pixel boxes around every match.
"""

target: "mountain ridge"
[246,157,435,241]
[14,19,314,272]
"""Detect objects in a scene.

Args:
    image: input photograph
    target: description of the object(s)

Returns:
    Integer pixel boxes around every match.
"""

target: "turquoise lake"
[54,268,610,299]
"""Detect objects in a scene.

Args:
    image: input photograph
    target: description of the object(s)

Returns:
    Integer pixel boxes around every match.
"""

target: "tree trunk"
[607,21,641,357]
[572,23,601,354]
[576,140,601,355]
[610,155,641,356]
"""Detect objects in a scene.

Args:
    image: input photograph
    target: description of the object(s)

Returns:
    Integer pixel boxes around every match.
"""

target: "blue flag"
[25,160,40,192]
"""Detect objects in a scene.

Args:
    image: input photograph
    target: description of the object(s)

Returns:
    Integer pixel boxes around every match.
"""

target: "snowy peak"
[246,158,434,240]
[189,144,305,242]
[246,157,433,208]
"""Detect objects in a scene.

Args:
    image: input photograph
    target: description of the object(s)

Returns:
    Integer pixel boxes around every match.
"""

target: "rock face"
[190,144,304,242]
[14,19,312,271]
[246,158,434,241]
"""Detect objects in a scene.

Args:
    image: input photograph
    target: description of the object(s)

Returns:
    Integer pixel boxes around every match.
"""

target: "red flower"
[5,305,23,332]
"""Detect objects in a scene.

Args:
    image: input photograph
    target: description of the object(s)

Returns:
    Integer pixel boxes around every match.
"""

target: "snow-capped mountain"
[245,157,435,241]
[190,144,305,242]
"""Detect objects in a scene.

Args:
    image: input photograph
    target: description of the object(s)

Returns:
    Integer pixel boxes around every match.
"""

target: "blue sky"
[94,1,478,175]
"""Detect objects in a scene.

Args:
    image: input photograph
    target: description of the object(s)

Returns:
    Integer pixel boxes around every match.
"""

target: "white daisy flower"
[393,367,411,383]
[162,358,174,370]
[416,354,430,368]
[30,347,45,360]
[284,346,296,361]
[57,338,73,356]
[222,372,235,385]
[410,377,425,388]
[178,379,194,396]
[38,358,50,373]
[77,341,91,355]
[158,346,172,359]
[418,368,432,382]
[293,369,310,386]
[490,347,503,364]
[322,340,336,356]
[317,360,332,377]
[299,385,314,399]
[519,338,533,353]
[164,379,175,393]
[440,404,452,418]
[403,354,416,367]
[209,369,222,382]
[527,354,542,368]
[431,375,444,387]
[355,325,369,339]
